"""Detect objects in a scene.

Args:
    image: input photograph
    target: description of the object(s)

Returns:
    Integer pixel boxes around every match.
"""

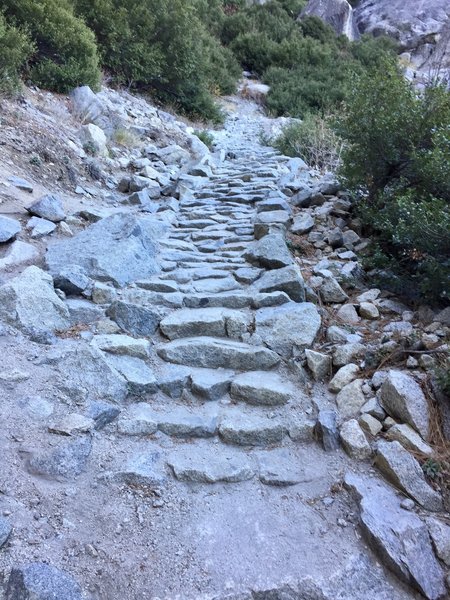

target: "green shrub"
[194,130,215,149]
[273,114,343,170]
[2,0,100,92]
[337,59,450,304]
[0,13,34,93]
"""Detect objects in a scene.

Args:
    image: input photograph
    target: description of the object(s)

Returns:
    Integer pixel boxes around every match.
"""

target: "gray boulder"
[244,233,293,269]
[0,215,21,242]
[254,302,321,357]
[107,300,162,336]
[0,266,70,332]
[27,194,66,222]
[375,440,442,511]
[254,264,306,302]
[6,563,83,600]
[345,473,446,600]
[380,370,430,440]
[291,214,315,235]
[46,213,167,287]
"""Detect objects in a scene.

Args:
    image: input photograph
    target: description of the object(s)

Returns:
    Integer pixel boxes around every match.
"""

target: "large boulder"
[300,0,359,40]
[345,473,446,600]
[254,302,321,358]
[46,213,167,287]
[0,266,70,332]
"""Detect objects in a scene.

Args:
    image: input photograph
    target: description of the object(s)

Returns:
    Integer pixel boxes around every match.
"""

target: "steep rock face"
[300,0,359,41]
[300,0,450,81]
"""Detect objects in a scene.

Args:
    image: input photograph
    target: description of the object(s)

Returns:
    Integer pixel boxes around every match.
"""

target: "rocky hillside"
[300,0,450,81]
[0,79,448,599]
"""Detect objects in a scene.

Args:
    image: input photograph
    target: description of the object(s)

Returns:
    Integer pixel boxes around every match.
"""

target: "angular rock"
[380,370,430,440]
[336,304,360,325]
[329,364,360,393]
[291,214,315,235]
[117,403,158,436]
[87,400,120,430]
[28,194,65,222]
[54,266,92,296]
[254,264,306,302]
[104,355,157,396]
[48,413,94,436]
[0,517,12,548]
[27,216,56,239]
[332,343,365,367]
[92,334,150,359]
[230,371,294,406]
[219,409,284,446]
[340,420,371,460]
[345,473,446,600]
[427,518,450,567]
[190,368,233,400]
[359,302,379,320]
[254,302,321,358]
[8,176,33,193]
[168,446,254,483]
[375,440,442,511]
[244,234,293,269]
[66,299,103,325]
[336,379,366,419]
[157,365,190,399]
[386,423,433,456]
[305,349,332,381]
[46,213,167,287]
[0,241,39,271]
[0,215,21,242]
[107,300,162,336]
[80,123,108,156]
[157,337,280,370]
[56,343,127,403]
[0,266,70,332]
[27,436,92,481]
[359,414,383,437]
[160,307,247,340]
[6,563,83,600]
[114,450,166,487]
[315,410,340,451]
[319,276,348,304]
[154,405,218,438]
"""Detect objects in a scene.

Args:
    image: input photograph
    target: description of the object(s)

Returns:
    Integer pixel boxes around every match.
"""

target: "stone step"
[230,371,295,406]
[157,336,280,370]
[159,307,250,340]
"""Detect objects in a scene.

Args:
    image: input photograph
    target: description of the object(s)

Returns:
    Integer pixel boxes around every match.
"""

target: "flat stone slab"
[92,334,150,359]
[190,368,234,400]
[168,446,254,483]
[256,448,327,486]
[104,355,157,396]
[157,337,280,370]
[345,473,446,600]
[230,371,294,406]
[0,241,39,271]
[160,307,248,340]
[46,213,167,287]
[114,449,166,487]
[244,234,293,269]
[219,409,284,446]
[152,405,219,438]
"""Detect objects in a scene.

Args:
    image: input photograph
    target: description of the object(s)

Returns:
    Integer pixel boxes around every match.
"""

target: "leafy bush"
[0,13,34,93]
[337,59,450,304]
[2,0,100,92]
[273,114,343,171]
[194,130,215,149]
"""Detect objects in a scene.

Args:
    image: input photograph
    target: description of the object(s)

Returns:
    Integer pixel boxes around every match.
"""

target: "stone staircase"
[107,122,322,486]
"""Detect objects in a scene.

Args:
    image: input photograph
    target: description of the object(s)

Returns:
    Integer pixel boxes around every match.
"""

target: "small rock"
[315,410,340,451]
[386,423,433,455]
[92,334,150,359]
[305,349,331,381]
[336,304,360,325]
[8,176,33,193]
[359,302,379,320]
[360,397,386,420]
[291,214,315,235]
[27,217,56,238]
[28,194,66,222]
[359,414,383,437]
[336,379,366,419]
[0,216,21,243]
[340,420,372,459]
[48,413,94,435]
[0,517,12,548]
[329,364,360,393]
[427,518,450,566]
[319,276,348,304]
